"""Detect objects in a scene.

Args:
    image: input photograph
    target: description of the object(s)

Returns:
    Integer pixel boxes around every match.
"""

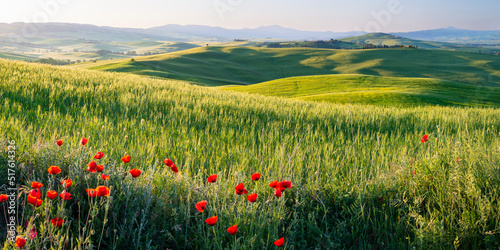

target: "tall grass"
[1,59,500,249]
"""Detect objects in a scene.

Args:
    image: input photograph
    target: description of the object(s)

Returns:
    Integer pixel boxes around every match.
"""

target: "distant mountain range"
[0,22,499,44]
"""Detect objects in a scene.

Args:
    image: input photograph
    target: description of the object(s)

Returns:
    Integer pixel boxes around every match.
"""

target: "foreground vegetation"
[1,59,500,249]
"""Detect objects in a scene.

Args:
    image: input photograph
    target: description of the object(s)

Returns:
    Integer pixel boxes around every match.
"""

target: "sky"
[1,0,499,32]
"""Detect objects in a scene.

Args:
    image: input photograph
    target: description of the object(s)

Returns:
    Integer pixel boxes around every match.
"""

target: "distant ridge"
[0,22,499,43]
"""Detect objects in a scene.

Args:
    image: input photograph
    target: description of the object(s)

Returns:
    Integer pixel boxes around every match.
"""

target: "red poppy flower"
[235,183,248,195]
[60,190,71,200]
[96,186,110,197]
[86,188,97,198]
[16,237,26,248]
[274,189,282,198]
[247,193,257,202]
[457,157,460,163]
[48,166,61,175]
[207,175,217,183]
[251,173,261,181]
[101,174,110,180]
[87,161,97,173]
[61,179,72,189]
[0,194,7,202]
[421,134,429,143]
[27,195,37,205]
[122,155,131,163]
[170,164,179,173]
[164,158,174,167]
[196,200,207,213]
[205,216,217,226]
[94,152,104,159]
[274,237,285,247]
[129,169,141,178]
[29,189,41,199]
[31,181,43,189]
[279,181,292,189]
[96,165,104,172]
[81,137,88,146]
[227,225,237,235]
[412,171,416,176]
[28,195,42,207]
[51,218,64,227]
[47,190,57,200]
[56,139,63,146]
[269,180,278,188]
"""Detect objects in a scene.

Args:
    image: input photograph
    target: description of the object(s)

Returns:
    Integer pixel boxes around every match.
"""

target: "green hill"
[340,33,499,54]
[225,74,500,107]
[1,59,500,249]
[77,46,500,87]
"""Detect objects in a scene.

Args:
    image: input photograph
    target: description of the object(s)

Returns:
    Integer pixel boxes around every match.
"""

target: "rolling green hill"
[0,51,37,61]
[340,33,500,54]
[225,74,500,107]
[78,46,500,87]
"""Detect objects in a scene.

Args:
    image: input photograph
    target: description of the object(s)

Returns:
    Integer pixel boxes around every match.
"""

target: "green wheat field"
[1,45,500,249]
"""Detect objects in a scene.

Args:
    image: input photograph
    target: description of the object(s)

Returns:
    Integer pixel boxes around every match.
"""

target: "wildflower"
[412,171,416,176]
[251,173,261,181]
[96,186,110,197]
[207,175,217,183]
[61,179,72,189]
[94,152,104,159]
[56,139,63,146]
[196,200,207,213]
[170,164,179,173]
[96,165,104,172]
[86,188,97,198]
[29,189,41,199]
[51,218,64,227]
[164,158,174,167]
[457,157,460,163]
[29,226,37,239]
[60,190,72,200]
[15,237,26,248]
[421,134,429,143]
[247,193,257,202]
[122,155,131,163]
[28,195,42,207]
[274,189,282,198]
[48,166,61,175]
[81,137,88,146]
[101,174,110,180]
[378,197,383,202]
[129,169,141,178]
[205,216,217,226]
[235,183,248,195]
[279,181,292,189]
[227,225,237,235]
[274,237,284,247]
[31,182,43,189]
[0,194,7,202]
[87,161,97,172]
[269,180,278,188]
[47,191,57,200]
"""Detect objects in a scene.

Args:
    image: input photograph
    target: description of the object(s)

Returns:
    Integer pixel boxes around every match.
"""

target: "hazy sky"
[1,0,499,32]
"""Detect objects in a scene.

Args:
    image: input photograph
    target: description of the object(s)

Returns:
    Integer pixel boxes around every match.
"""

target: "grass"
[225,74,500,107]
[1,59,500,249]
[78,46,500,87]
